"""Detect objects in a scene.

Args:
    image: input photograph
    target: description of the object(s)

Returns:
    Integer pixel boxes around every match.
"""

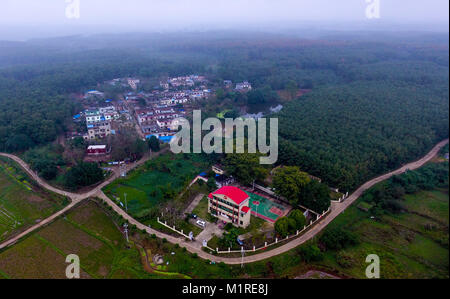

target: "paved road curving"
[0,149,166,250]
[0,139,448,264]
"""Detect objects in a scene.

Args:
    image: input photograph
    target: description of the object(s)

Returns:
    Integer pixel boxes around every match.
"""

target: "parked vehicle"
[196,220,206,227]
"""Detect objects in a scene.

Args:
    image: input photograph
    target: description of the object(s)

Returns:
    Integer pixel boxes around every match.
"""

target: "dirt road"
[0,139,448,264]
[0,149,167,250]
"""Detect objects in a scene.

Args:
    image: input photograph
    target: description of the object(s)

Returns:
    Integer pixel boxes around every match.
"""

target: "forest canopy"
[0,32,447,192]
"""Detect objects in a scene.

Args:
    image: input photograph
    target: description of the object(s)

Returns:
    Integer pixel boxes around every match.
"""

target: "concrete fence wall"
[157,217,191,240]
[330,191,349,203]
[215,207,331,254]
[158,205,333,256]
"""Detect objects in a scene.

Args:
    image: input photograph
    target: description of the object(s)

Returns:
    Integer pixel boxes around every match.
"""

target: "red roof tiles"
[241,206,251,213]
[208,186,249,205]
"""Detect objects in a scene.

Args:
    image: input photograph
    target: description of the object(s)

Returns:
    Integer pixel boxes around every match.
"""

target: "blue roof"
[199,172,207,177]
[159,136,174,143]
[73,114,81,119]
[145,135,173,143]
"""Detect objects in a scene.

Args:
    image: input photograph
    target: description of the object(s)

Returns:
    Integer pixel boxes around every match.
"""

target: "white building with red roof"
[208,186,251,228]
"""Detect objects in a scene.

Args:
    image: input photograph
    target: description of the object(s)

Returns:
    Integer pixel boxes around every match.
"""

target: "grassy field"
[0,200,166,279]
[191,196,209,220]
[314,188,449,278]
[0,157,67,243]
[103,153,210,216]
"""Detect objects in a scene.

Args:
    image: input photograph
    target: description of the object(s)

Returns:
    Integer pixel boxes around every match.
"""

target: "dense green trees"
[277,78,448,191]
[223,153,268,185]
[109,128,148,161]
[274,217,296,238]
[246,87,279,105]
[24,144,66,180]
[300,180,331,213]
[272,166,331,212]
[0,32,447,197]
[319,227,359,251]
[63,162,104,190]
[297,243,324,262]
[272,166,311,204]
[219,228,240,248]
[148,136,161,152]
[274,209,307,237]
[0,94,78,152]
[289,209,307,228]
[360,162,449,216]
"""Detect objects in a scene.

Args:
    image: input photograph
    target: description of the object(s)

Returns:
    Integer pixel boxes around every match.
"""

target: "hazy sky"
[0,0,448,37]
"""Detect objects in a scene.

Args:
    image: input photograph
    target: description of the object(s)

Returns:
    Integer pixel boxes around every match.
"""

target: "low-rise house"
[224,80,232,88]
[85,121,111,140]
[208,186,251,228]
[85,90,105,98]
[212,164,225,175]
[140,121,159,134]
[127,78,140,90]
[235,81,252,92]
[160,97,189,106]
[86,145,110,155]
[160,81,169,90]
[99,106,116,114]
[189,90,205,99]
[86,110,102,123]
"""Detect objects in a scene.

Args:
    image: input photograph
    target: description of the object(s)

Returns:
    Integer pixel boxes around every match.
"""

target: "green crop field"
[0,157,67,243]
[0,200,168,279]
[103,153,210,216]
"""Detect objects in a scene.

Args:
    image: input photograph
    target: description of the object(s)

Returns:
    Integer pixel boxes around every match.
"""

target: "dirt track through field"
[0,139,448,265]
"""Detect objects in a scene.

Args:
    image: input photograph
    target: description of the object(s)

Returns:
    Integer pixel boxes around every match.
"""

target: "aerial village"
[70,75,252,160]
[74,75,206,142]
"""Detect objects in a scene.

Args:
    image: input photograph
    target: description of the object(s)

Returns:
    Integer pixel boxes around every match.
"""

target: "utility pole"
[123,223,129,243]
[124,193,128,212]
[241,246,245,268]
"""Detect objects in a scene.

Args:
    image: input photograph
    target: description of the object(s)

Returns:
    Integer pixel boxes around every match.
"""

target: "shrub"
[298,244,324,262]
[320,227,359,251]
[336,251,356,268]
[289,210,307,228]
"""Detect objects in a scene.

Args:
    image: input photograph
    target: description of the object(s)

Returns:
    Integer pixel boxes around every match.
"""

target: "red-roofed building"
[208,186,251,228]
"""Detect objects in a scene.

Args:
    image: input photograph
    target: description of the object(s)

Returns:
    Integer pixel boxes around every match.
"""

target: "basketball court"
[246,191,289,223]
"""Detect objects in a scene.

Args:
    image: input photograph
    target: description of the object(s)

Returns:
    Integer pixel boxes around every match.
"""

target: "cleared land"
[0,157,67,243]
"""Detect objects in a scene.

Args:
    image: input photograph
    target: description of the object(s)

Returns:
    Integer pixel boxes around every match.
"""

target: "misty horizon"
[0,0,448,41]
